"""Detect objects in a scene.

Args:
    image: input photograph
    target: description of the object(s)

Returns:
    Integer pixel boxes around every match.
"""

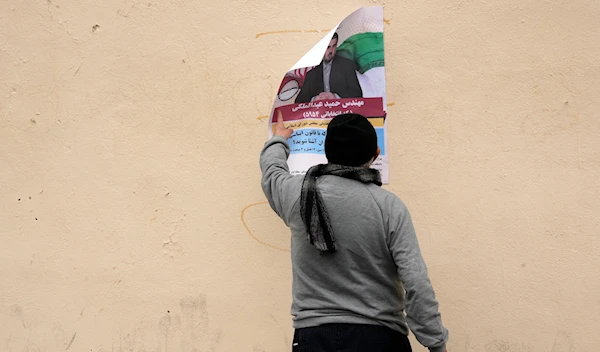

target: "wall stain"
[256,29,332,39]
[114,295,221,352]
[65,332,76,350]
[269,313,291,348]
[8,304,25,329]
[255,20,390,38]
[485,340,533,352]
[521,106,580,141]
[241,202,290,252]
[551,331,574,352]
[73,61,83,76]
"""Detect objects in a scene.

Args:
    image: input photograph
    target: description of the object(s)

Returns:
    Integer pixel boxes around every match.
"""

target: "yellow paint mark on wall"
[241,202,290,252]
[256,20,390,38]
[256,29,331,39]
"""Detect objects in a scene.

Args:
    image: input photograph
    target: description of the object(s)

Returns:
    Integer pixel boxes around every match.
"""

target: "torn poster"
[268,6,388,183]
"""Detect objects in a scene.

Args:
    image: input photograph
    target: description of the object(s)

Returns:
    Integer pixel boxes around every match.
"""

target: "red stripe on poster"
[272,97,385,123]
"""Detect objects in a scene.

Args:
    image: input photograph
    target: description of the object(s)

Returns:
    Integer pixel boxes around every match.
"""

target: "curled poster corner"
[267,6,389,184]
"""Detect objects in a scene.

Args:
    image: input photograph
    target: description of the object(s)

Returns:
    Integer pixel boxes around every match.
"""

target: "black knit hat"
[325,113,378,167]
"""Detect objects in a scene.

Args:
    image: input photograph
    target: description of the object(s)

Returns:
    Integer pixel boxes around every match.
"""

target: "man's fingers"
[277,109,290,131]
[274,109,294,139]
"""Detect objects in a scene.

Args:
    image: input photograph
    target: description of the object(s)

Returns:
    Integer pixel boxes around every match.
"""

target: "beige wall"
[1,0,599,351]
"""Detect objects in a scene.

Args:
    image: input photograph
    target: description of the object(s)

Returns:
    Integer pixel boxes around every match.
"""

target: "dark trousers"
[292,323,412,352]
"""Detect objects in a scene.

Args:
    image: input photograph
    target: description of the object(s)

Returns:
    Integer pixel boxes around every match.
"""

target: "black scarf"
[300,163,382,253]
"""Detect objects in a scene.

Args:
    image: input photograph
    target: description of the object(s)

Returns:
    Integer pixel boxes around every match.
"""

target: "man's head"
[323,33,339,63]
[325,113,380,167]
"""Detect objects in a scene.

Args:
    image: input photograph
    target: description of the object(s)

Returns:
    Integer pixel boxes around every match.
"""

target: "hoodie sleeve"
[388,197,449,352]
[259,136,302,225]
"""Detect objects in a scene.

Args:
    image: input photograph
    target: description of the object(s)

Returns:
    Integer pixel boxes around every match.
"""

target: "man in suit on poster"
[295,33,363,103]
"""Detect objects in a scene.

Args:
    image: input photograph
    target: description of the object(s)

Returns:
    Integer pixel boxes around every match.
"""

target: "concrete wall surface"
[1,1,599,351]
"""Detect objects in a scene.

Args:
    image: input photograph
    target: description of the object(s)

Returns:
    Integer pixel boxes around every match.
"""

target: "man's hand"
[274,110,293,139]
[314,92,337,101]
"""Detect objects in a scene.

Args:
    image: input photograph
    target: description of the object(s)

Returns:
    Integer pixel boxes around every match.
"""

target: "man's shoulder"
[307,63,323,74]
[366,184,410,213]
[333,55,356,67]
[282,174,305,196]
[334,55,353,62]
[302,65,322,81]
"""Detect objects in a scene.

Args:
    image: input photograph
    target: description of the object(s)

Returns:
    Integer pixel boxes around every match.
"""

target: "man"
[260,112,449,352]
[295,33,363,103]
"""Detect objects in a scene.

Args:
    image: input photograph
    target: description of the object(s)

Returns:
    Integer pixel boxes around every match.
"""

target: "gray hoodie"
[260,136,449,352]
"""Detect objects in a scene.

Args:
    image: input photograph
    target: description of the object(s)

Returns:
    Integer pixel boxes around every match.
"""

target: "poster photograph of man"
[294,33,363,103]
